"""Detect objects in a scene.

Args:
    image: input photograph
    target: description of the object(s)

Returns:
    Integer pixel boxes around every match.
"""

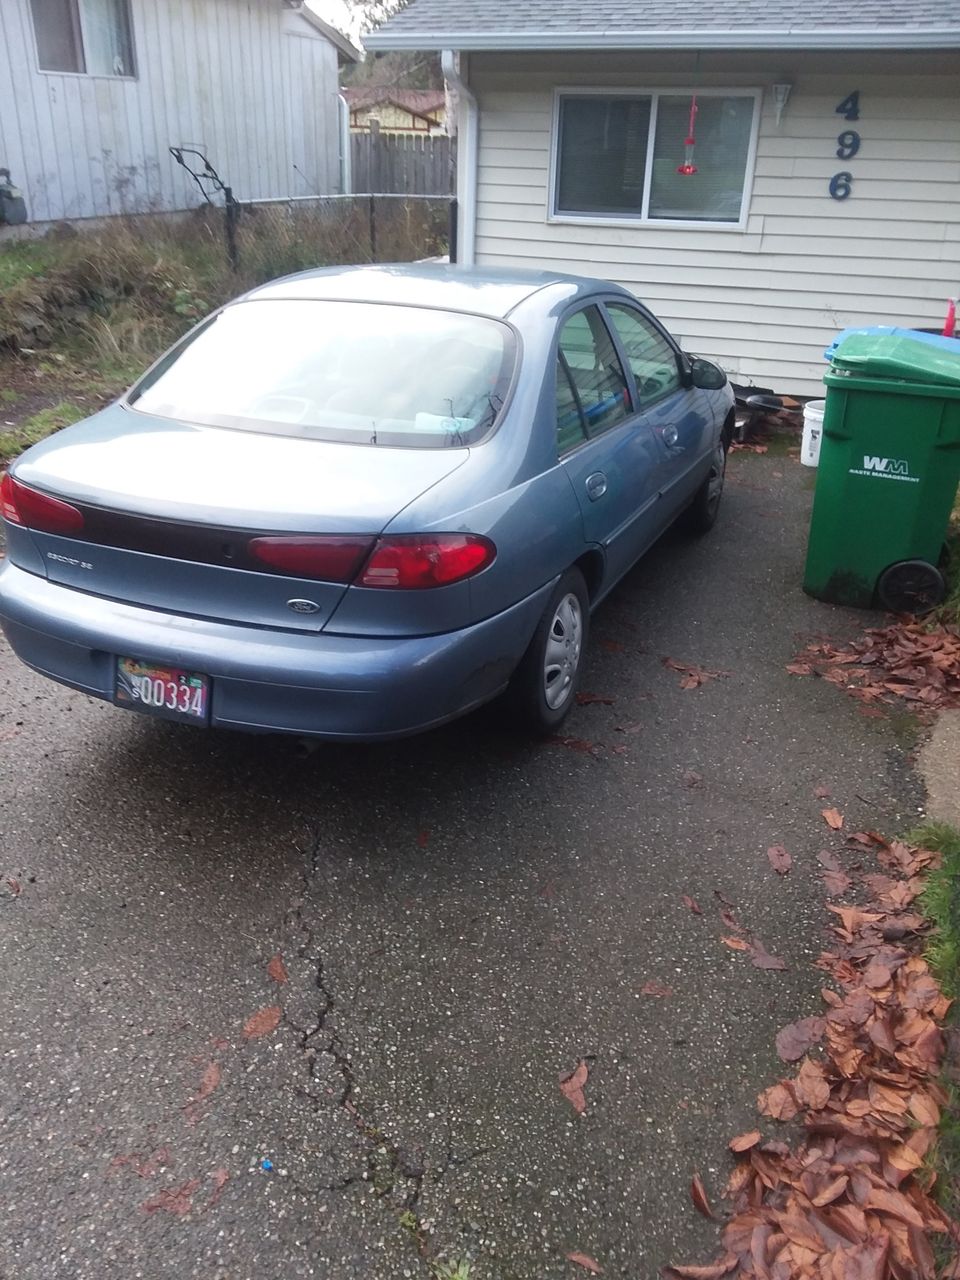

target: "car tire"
[682,438,727,535]
[508,568,590,734]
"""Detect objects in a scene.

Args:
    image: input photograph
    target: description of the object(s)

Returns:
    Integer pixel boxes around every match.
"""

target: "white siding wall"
[0,0,343,223]
[469,50,960,394]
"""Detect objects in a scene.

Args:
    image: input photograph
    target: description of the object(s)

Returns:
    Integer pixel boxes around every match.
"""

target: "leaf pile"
[665,834,957,1280]
[789,622,960,715]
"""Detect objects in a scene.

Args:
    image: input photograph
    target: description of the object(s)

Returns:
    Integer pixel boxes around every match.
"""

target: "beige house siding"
[468,49,960,394]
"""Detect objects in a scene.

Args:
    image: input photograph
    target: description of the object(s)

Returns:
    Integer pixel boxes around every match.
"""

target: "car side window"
[556,357,587,455]
[606,303,681,409]
[557,307,630,438]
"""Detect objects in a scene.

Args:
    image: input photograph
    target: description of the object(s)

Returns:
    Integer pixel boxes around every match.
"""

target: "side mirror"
[688,356,728,391]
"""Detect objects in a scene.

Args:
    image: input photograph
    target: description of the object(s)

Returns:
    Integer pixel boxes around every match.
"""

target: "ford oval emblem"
[287,599,321,615]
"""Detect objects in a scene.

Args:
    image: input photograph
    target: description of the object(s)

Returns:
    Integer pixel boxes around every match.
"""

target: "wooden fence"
[350,132,455,196]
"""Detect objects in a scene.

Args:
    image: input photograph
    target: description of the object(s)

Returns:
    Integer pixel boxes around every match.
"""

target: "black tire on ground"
[876,559,946,614]
[681,438,727,535]
[507,567,590,734]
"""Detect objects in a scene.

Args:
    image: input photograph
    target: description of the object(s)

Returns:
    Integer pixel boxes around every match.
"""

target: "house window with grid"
[31,0,136,78]
[553,90,759,226]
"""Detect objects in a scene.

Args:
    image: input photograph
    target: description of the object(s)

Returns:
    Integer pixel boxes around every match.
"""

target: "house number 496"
[830,91,860,200]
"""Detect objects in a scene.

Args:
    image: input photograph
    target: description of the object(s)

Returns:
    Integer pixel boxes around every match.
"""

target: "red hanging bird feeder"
[677,95,698,175]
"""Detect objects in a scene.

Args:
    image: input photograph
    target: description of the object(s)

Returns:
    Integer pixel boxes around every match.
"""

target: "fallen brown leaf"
[242,1005,281,1039]
[207,1167,229,1207]
[682,895,703,915]
[775,1016,826,1062]
[767,844,793,875]
[142,1179,201,1216]
[721,935,750,951]
[266,953,288,985]
[822,868,853,896]
[749,939,788,971]
[822,807,845,830]
[559,1059,589,1114]
[575,692,615,706]
[194,1061,220,1103]
[757,1081,800,1121]
[565,1252,603,1274]
[640,980,673,998]
[690,1171,717,1220]
[662,1260,738,1280]
[814,785,832,799]
[728,1130,762,1152]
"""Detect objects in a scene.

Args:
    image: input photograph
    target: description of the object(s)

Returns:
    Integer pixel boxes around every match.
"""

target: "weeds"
[908,822,960,1249]
[0,203,446,461]
[0,401,86,463]
[431,1261,473,1280]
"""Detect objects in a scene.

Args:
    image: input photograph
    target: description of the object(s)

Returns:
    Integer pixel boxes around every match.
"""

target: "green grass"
[906,822,960,1246]
[0,239,59,290]
[910,822,960,1001]
[0,401,87,466]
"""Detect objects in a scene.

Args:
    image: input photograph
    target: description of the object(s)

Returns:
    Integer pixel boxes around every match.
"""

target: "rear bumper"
[0,563,554,739]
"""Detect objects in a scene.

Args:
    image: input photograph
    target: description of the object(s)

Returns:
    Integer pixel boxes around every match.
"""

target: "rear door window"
[556,357,587,455]
[557,307,630,438]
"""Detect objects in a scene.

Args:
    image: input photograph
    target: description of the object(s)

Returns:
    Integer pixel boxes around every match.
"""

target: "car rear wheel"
[682,439,727,534]
[508,568,590,733]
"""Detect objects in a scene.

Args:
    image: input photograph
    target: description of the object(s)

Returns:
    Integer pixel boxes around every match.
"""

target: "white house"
[0,0,359,227]
[366,1,960,394]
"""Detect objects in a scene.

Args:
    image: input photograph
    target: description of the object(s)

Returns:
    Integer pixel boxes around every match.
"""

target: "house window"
[553,90,758,226]
[30,0,136,77]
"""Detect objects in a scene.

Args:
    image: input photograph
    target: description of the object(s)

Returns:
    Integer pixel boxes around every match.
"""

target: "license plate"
[115,658,210,724]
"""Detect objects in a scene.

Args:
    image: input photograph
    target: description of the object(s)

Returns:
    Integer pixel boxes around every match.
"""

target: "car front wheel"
[508,567,590,733]
[682,438,727,534]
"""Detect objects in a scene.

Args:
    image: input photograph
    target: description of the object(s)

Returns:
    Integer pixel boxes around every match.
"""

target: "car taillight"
[248,535,376,582]
[0,472,85,536]
[360,534,496,589]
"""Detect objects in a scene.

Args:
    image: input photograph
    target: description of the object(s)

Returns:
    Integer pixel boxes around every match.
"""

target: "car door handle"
[585,472,607,500]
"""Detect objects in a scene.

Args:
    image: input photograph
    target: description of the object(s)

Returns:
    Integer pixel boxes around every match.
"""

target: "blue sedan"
[0,264,734,739]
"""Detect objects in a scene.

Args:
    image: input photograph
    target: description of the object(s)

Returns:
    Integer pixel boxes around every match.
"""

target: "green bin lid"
[831,332,960,386]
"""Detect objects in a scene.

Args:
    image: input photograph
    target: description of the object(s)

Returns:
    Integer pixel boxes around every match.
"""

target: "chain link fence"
[222,193,452,280]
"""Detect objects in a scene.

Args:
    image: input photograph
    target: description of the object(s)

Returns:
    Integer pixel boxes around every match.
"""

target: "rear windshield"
[128,299,516,448]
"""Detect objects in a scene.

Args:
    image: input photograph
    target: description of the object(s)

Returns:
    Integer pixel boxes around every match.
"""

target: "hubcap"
[706,443,726,512]
[543,592,583,710]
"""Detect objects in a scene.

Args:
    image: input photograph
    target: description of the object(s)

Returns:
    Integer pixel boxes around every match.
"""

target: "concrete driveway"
[0,453,923,1279]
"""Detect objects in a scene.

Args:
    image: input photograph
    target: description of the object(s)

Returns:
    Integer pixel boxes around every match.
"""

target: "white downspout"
[337,94,352,195]
[441,49,477,266]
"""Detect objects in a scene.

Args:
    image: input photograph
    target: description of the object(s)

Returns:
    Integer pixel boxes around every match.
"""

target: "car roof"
[245,262,629,319]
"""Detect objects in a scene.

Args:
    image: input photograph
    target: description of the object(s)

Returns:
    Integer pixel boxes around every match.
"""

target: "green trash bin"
[803,332,960,612]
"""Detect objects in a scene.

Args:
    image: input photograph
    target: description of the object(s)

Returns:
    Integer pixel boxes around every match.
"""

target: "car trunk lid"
[10,408,469,633]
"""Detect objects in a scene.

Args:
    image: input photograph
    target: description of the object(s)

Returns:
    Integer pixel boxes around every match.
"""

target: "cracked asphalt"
[0,452,926,1279]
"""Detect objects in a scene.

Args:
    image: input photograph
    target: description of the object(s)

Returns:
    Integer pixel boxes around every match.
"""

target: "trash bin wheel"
[876,559,946,615]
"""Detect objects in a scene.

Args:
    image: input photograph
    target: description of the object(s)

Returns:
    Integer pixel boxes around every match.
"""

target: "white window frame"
[548,86,762,232]
[31,0,138,81]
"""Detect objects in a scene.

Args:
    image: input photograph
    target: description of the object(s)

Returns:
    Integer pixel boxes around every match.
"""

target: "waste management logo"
[848,455,919,483]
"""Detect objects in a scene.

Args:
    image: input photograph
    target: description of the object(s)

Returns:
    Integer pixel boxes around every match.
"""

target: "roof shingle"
[366,0,960,50]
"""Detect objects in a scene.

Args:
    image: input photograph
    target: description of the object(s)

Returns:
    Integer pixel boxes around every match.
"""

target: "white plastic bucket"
[801,399,826,467]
